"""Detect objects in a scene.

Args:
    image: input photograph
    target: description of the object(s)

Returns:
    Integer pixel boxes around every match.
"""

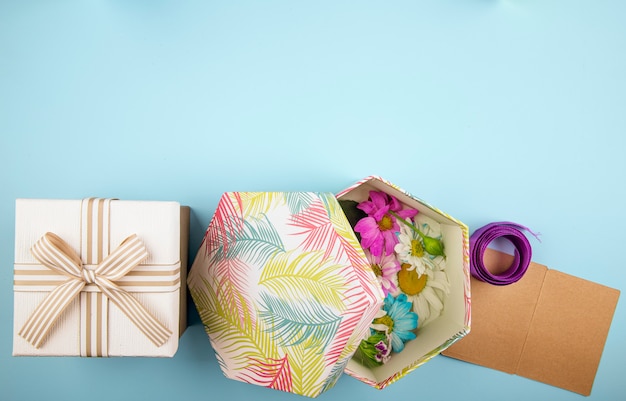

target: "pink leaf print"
[214,257,253,328]
[290,200,361,264]
[239,354,293,393]
[335,234,379,299]
[290,199,379,301]
[206,192,243,258]
[323,294,370,367]
[289,201,336,260]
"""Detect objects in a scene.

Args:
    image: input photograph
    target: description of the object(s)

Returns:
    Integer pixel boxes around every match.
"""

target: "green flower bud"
[421,235,445,257]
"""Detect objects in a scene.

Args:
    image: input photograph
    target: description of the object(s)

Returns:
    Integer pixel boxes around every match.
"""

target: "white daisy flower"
[394,219,439,275]
[396,262,450,327]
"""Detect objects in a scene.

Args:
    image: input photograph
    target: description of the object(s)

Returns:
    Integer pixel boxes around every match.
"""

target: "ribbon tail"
[19,279,85,348]
[98,279,172,347]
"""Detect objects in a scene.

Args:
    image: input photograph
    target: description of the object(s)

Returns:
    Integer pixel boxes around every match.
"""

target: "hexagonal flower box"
[337,176,470,388]
[188,177,470,396]
[187,191,384,397]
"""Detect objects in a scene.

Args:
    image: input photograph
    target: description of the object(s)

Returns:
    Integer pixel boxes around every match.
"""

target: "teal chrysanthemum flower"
[373,293,418,353]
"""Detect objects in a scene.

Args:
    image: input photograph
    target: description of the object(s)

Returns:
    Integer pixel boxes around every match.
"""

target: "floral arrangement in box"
[340,191,450,367]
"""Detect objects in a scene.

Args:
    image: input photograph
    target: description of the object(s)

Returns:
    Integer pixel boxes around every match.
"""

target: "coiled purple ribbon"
[470,222,540,286]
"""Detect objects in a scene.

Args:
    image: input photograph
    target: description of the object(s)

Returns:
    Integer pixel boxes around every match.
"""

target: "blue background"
[1,1,625,400]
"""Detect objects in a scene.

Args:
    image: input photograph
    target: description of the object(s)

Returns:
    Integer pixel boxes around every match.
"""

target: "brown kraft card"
[443,248,620,396]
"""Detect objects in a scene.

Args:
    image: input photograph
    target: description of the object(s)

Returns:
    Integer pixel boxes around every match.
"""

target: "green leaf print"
[284,192,316,215]
[258,251,347,311]
[210,214,285,267]
[288,339,327,397]
[258,292,342,352]
[239,192,282,217]
[190,277,279,371]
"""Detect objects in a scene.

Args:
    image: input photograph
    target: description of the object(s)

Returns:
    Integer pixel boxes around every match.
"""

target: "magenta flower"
[354,191,418,256]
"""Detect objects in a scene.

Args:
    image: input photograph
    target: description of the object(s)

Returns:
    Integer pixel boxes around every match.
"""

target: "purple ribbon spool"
[469,222,539,286]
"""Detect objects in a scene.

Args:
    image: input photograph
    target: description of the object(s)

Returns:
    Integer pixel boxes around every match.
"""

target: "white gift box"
[13,198,189,357]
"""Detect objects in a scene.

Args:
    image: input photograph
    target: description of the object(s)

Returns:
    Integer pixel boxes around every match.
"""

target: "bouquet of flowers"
[341,191,450,367]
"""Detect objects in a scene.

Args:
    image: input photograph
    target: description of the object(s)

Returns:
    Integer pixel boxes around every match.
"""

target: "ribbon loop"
[469,222,539,286]
[19,232,172,350]
[31,232,83,279]
[95,234,149,280]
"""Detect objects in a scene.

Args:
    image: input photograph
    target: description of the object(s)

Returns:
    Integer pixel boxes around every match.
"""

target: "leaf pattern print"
[190,277,279,372]
[239,192,316,218]
[238,354,293,393]
[284,192,316,215]
[289,199,336,259]
[213,257,253,327]
[288,339,327,397]
[205,193,243,257]
[210,214,286,267]
[258,251,347,311]
[258,292,342,351]
[320,355,353,394]
[239,192,282,218]
[289,195,380,301]
[322,296,372,367]
[318,193,373,271]
[188,276,220,328]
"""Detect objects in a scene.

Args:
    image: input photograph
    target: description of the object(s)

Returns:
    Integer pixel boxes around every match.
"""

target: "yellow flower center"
[397,263,428,296]
[377,215,393,231]
[410,239,424,258]
[373,315,394,331]
[371,263,382,277]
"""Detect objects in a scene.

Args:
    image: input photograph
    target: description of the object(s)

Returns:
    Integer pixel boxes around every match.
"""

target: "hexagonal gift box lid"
[187,192,384,397]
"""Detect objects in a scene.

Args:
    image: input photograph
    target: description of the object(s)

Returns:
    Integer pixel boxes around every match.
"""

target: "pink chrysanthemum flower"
[354,191,418,256]
[364,250,401,296]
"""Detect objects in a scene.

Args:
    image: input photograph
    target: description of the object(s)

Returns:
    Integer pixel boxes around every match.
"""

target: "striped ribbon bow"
[19,232,172,349]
